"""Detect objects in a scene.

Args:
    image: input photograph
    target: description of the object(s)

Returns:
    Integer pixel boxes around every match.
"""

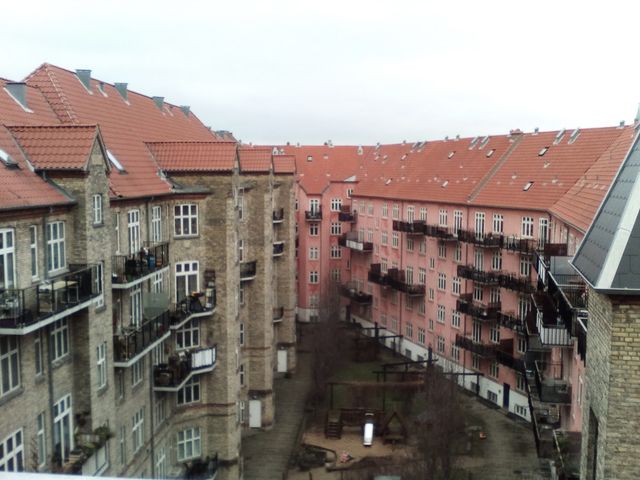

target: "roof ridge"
[26,64,79,125]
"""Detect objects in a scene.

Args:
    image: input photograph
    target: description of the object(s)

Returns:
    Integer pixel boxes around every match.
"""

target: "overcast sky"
[4,0,640,144]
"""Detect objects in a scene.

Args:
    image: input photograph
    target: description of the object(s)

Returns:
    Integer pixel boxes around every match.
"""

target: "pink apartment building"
[286,125,635,472]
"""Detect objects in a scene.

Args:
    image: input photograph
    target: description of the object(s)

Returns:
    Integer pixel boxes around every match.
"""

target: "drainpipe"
[148,357,156,479]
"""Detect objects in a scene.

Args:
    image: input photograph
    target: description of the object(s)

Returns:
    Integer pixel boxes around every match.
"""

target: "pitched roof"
[146,141,237,172]
[273,154,296,174]
[550,126,635,232]
[25,64,219,198]
[0,79,61,125]
[0,125,73,211]
[572,128,640,292]
[238,146,271,173]
[7,124,99,170]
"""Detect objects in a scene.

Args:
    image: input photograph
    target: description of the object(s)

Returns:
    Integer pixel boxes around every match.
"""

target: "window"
[475,212,485,238]
[452,276,461,295]
[177,319,200,350]
[178,376,200,405]
[381,231,388,246]
[521,217,534,238]
[428,318,434,331]
[151,205,162,243]
[132,358,144,386]
[330,245,341,258]
[382,203,388,217]
[309,224,319,236]
[405,206,415,222]
[239,323,245,345]
[391,232,399,248]
[429,257,435,269]
[418,268,426,285]
[330,269,341,282]
[539,218,549,248]
[487,390,499,404]
[96,342,107,390]
[119,425,126,465]
[132,407,145,453]
[309,199,320,213]
[472,320,482,342]
[418,300,426,316]
[155,447,167,479]
[437,335,445,353]
[113,212,121,254]
[392,203,399,220]
[36,412,46,467]
[489,362,499,379]
[518,336,527,354]
[237,188,244,220]
[0,429,23,472]
[406,237,414,252]
[405,322,413,339]
[237,238,244,262]
[437,305,445,323]
[127,210,140,255]
[53,394,73,462]
[438,273,446,291]
[330,222,342,235]
[330,198,342,211]
[493,214,504,234]
[368,203,374,216]
[347,188,353,198]
[454,210,463,232]
[309,247,319,260]
[454,243,462,263]
[438,242,446,259]
[309,271,319,284]
[452,311,461,329]
[492,250,502,271]
[517,374,526,391]
[390,317,398,332]
[176,261,199,303]
[451,343,460,362]
[520,255,531,277]
[30,226,38,280]
[0,336,20,396]
[152,343,166,366]
[177,428,201,461]
[380,313,387,326]
[366,229,373,242]
[439,209,448,227]
[174,204,198,237]
[152,271,164,294]
[35,336,43,376]
[518,297,530,321]
[406,266,414,285]
[92,194,103,225]
[46,222,65,273]
[472,354,480,370]
[50,319,69,361]
[428,288,435,302]
[95,261,104,308]
[239,364,245,386]
[419,240,427,255]
[419,207,427,221]
[309,294,319,308]
[490,287,501,304]
[490,325,500,343]
[417,327,426,345]
[473,286,483,302]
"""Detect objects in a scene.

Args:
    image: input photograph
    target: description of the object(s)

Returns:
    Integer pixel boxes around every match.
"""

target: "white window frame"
[151,205,162,243]
[521,216,534,238]
[493,213,504,234]
[92,194,103,225]
[132,358,144,386]
[46,221,66,273]
[113,212,121,254]
[330,245,342,258]
[127,210,140,255]
[177,427,201,462]
[130,285,142,328]
[438,209,448,227]
[174,204,199,237]
[309,224,319,236]
[176,319,200,350]
[132,407,145,453]
[330,198,342,211]
[175,261,199,303]
[53,394,73,463]
[0,336,20,396]
[438,273,446,291]
[30,226,38,280]
[36,412,46,468]
[50,319,69,361]
[178,376,201,405]
[309,271,319,284]
[330,222,341,235]
[96,341,107,390]
[0,429,24,472]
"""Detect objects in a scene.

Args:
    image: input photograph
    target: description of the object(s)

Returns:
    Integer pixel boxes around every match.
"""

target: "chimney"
[5,82,28,110]
[180,106,191,117]
[75,69,92,92]
[114,83,128,101]
[152,96,164,110]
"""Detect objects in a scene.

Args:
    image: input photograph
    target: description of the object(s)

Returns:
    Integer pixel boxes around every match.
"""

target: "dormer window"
[306,155,313,162]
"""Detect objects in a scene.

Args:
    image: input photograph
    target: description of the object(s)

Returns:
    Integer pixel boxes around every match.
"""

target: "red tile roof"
[25,64,219,198]
[238,146,271,173]
[146,142,237,172]
[0,126,73,211]
[273,154,296,174]
[550,126,635,231]
[7,125,99,170]
[0,79,61,125]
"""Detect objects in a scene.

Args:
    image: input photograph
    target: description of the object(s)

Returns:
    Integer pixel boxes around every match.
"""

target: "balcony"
[153,346,217,392]
[386,268,426,296]
[496,311,524,333]
[305,208,322,222]
[457,229,503,248]
[273,208,285,224]
[455,293,500,320]
[424,224,458,241]
[0,264,98,335]
[499,273,535,294]
[456,265,500,286]
[392,220,426,234]
[273,306,284,322]
[575,316,587,361]
[339,282,373,305]
[503,236,536,254]
[338,206,357,222]
[112,242,169,289]
[454,334,497,358]
[169,453,219,480]
[273,241,285,257]
[240,260,257,281]
[339,232,373,253]
[113,310,171,367]
[531,293,573,346]
[170,292,217,331]
[368,263,388,286]
[534,360,572,404]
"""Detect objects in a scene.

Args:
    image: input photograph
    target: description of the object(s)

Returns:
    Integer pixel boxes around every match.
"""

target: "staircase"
[325,410,343,439]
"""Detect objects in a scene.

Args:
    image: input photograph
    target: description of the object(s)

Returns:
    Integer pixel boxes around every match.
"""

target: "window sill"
[174,234,200,240]
[52,354,72,370]
[0,387,24,406]
[97,384,109,397]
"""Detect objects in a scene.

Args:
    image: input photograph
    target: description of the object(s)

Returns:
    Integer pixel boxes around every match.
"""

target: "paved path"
[242,345,312,480]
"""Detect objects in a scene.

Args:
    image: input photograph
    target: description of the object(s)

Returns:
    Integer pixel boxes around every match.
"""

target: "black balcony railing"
[534,360,572,404]
[305,208,322,221]
[0,264,98,331]
[424,224,458,241]
[454,334,497,358]
[168,453,219,480]
[273,242,285,256]
[338,232,373,252]
[368,263,388,286]
[273,208,285,223]
[503,236,536,254]
[154,346,217,389]
[273,306,284,322]
[576,316,587,361]
[112,242,169,285]
[457,229,503,248]
[170,291,216,328]
[456,293,500,320]
[113,310,171,364]
[496,311,524,333]
[392,220,426,234]
[339,282,373,305]
[338,206,357,222]
[386,268,426,295]
[240,260,257,280]
[456,265,501,286]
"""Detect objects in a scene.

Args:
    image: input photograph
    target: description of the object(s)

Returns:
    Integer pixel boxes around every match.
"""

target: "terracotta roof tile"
[146,142,237,172]
[238,146,271,172]
[273,154,296,174]
[7,124,98,170]
[0,79,61,125]
[25,64,219,198]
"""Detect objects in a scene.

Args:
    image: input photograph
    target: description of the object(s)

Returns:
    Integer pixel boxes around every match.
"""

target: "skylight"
[568,128,580,144]
[106,150,126,172]
[469,137,479,149]
[486,149,495,158]
[538,147,549,156]
[523,181,534,191]
[0,148,18,168]
[479,136,490,148]
[554,129,566,144]
[448,151,455,159]
[442,180,449,187]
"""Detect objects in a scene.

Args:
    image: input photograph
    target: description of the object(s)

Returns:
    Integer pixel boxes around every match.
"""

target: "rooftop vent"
[619,120,625,128]
[152,96,165,110]
[180,106,191,117]
[486,149,495,158]
[326,139,333,148]
[357,146,363,155]
[554,128,566,144]
[75,69,92,92]
[568,128,580,144]
[533,127,539,135]
[455,134,460,141]
[523,181,534,191]
[444,136,449,141]
[4,82,29,111]
[272,147,279,155]
[538,146,549,156]
[0,148,18,169]
[114,83,128,102]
